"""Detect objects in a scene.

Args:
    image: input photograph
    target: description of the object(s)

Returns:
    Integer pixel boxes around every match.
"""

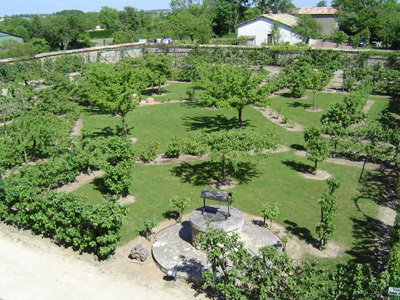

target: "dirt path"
[252,105,304,132]
[56,170,105,193]
[0,184,395,300]
[0,210,346,300]
[0,222,204,300]
[363,100,375,113]
[70,117,83,137]
[294,150,380,170]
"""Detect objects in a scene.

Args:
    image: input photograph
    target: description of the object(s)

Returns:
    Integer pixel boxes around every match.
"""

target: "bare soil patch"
[242,213,342,261]
[69,117,83,137]
[252,105,304,132]
[135,153,209,166]
[56,170,105,193]
[265,144,290,154]
[300,170,332,180]
[294,150,380,170]
[118,194,135,205]
[363,100,375,113]
[208,179,238,190]
[378,206,397,226]
[305,108,324,112]
[139,99,187,106]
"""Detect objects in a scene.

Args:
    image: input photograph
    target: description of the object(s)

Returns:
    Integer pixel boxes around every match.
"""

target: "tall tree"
[316,178,340,249]
[292,14,322,44]
[98,6,118,30]
[304,125,330,173]
[167,6,213,43]
[197,128,277,183]
[211,0,251,35]
[196,63,270,128]
[82,62,148,137]
[255,0,295,13]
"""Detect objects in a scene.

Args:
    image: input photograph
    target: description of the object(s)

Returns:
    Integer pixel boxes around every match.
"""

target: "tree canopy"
[81,61,148,137]
[196,63,271,128]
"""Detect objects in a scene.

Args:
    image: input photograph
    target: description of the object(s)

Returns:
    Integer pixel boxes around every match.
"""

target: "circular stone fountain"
[190,205,244,249]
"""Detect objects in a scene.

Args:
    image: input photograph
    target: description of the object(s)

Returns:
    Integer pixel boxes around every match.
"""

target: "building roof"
[262,13,298,27]
[236,13,298,28]
[291,7,337,15]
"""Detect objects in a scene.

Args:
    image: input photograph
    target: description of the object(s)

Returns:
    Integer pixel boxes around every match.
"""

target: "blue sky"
[2,1,332,16]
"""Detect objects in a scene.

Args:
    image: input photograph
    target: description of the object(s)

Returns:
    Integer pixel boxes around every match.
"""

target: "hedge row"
[0,173,128,258]
[388,162,400,285]
[88,30,115,39]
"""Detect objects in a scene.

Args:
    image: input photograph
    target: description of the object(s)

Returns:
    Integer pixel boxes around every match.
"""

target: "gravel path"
[0,222,205,300]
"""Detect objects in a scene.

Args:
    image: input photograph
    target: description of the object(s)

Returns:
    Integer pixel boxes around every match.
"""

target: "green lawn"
[366,95,391,119]
[140,82,196,102]
[76,88,387,266]
[270,91,346,128]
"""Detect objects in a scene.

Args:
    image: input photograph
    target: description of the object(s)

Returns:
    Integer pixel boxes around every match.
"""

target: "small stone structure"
[145,97,154,103]
[190,205,244,249]
[189,189,244,249]
[129,244,149,262]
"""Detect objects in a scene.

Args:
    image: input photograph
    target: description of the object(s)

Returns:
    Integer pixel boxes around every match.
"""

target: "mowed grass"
[82,102,285,152]
[77,88,385,265]
[140,82,196,102]
[270,91,346,127]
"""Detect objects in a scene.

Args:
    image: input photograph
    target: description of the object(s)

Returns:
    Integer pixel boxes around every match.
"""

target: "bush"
[184,133,208,156]
[0,183,128,258]
[165,136,184,158]
[138,141,159,163]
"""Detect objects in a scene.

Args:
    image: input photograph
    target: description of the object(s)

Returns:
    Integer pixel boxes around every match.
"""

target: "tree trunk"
[359,155,368,182]
[32,140,36,160]
[313,91,316,110]
[222,159,227,183]
[121,115,127,137]
[238,108,243,128]
[314,160,318,174]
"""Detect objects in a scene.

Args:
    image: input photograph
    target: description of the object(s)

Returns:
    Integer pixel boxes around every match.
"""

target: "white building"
[236,14,302,46]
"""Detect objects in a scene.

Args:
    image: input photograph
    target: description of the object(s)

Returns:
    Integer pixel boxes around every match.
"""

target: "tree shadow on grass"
[170,161,260,186]
[290,143,306,151]
[281,160,313,174]
[163,210,179,221]
[170,161,219,186]
[141,87,169,97]
[288,101,311,109]
[92,176,109,195]
[183,114,252,132]
[87,125,133,138]
[284,220,318,246]
[356,164,398,209]
[82,107,109,116]
[349,163,398,272]
[346,215,392,272]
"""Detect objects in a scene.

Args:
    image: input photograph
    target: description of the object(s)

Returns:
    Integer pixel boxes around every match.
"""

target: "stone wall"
[0,42,398,69]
